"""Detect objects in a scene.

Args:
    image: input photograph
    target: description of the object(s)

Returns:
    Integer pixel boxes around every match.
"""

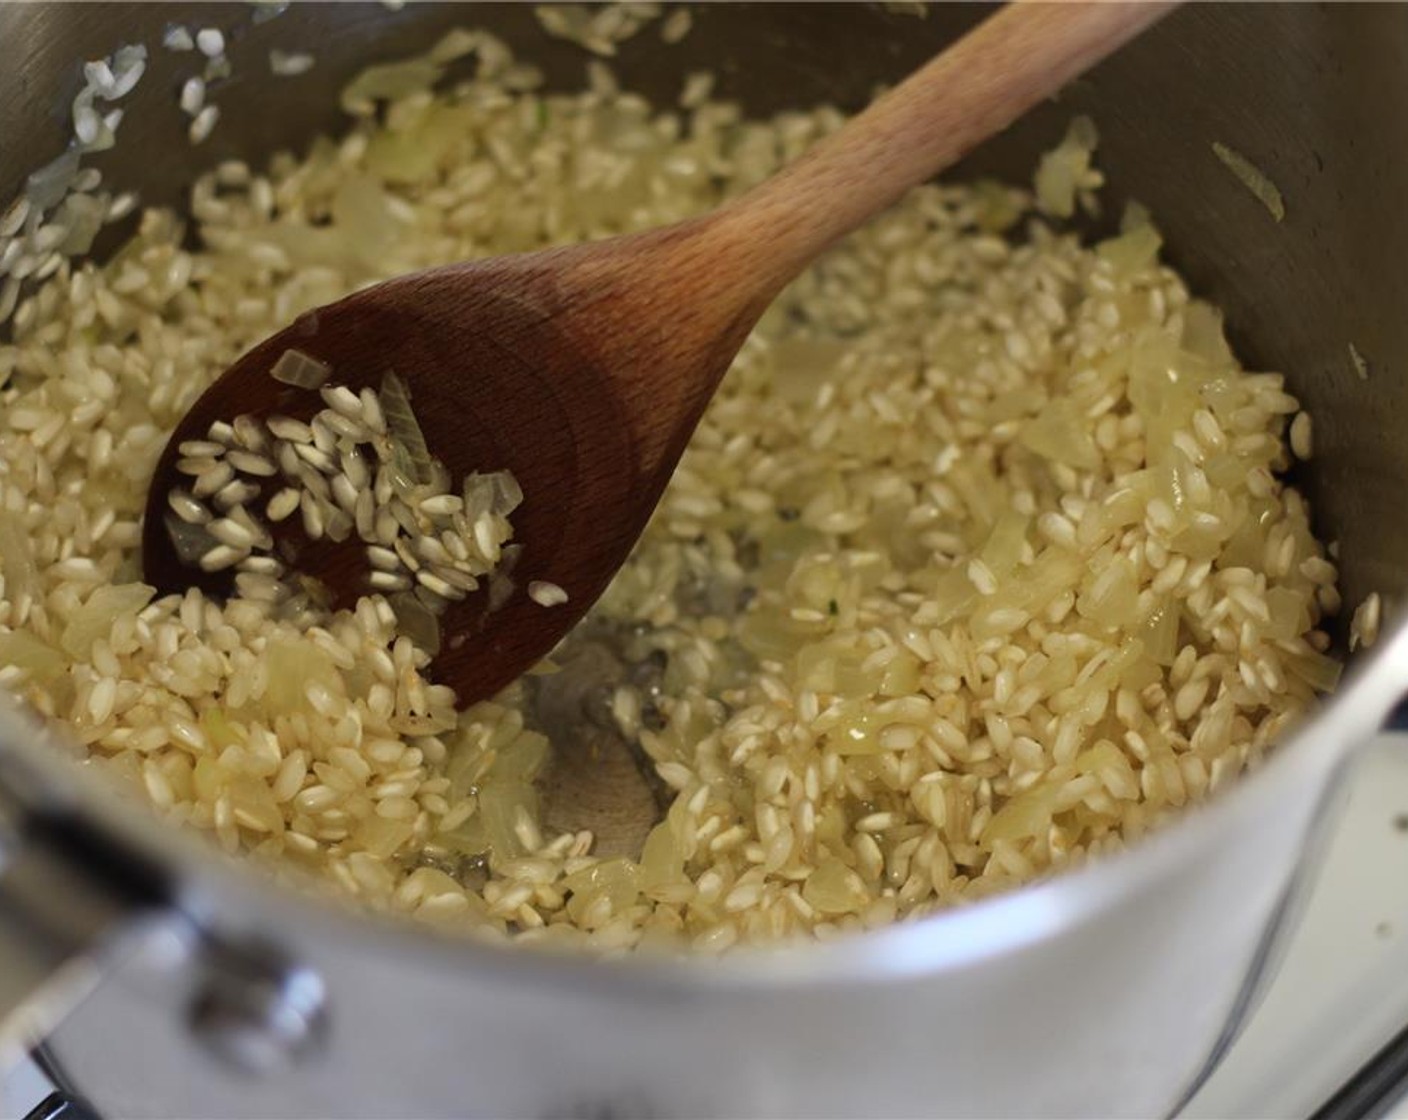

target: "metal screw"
[188,938,328,1075]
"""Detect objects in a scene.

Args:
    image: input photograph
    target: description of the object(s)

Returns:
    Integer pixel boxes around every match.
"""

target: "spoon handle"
[714,1,1177,292]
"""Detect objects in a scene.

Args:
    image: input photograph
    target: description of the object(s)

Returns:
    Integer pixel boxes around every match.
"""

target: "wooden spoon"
[143,2,1173,706]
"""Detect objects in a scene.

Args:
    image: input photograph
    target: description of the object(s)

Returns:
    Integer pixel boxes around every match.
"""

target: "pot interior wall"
[0,1,1401,643]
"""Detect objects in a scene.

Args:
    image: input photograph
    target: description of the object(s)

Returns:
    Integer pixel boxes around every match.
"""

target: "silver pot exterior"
[1,3,1405,1116]
[35,636,1398,1120]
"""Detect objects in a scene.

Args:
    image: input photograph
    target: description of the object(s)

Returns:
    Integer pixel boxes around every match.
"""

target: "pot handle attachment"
[23,1091,99,1120]
[0,782,180,1069]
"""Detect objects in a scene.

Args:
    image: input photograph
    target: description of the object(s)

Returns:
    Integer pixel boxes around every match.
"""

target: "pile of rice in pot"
[0,13,1342,954]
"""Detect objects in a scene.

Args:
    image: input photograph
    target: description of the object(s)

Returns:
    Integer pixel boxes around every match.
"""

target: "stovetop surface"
[1185,732,1408,1120]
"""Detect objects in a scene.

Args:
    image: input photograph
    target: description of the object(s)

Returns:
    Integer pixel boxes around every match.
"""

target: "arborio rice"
[0,23,1344,954]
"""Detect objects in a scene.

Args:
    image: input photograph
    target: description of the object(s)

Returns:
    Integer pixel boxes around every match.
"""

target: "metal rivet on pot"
[187,938,328,1075]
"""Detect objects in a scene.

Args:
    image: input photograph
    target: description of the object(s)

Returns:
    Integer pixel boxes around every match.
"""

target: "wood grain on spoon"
[142,2,1175,706]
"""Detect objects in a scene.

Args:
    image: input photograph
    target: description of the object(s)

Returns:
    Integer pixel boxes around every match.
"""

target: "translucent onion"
[269,348,331,390]
[25,148,80,211]
[388,591,441,654]
[1289,648,1343,692]
[380,370,433,484]
[563,858,641,924]
[1097,222,1162,277]
[60,583,155,658]
[0,631,67,684]
[1033,115,1098,219]
[638,821,686,892]
[340,58,443,115]
[1019,398,1101,470]
[263,638,341,716]
[164,512,217,567]
[801,858,870,914]
[1212,141,1285,223]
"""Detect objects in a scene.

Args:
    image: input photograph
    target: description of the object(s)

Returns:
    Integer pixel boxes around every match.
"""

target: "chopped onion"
[801,858,869,914]
[380,370,433,483]
[1097,222,1162,277]
[107,45,148,100]
[562,857,640,923]
[485,470,523,516]
[1019,398,1101,470]
[486,544,522,612]
[638,821,685,891]
[388,591,441,654]
[26,148,80,211]
[340,58,443,115]
[263,638,340,716]
[354,814,415,859]
[1212,141,1285,223]
[1290,648,1342,692]
[60,583,155,658]
[1349,342,1370,381]
[0,631,67,684]
[0,512,37,595]
[55,193,105,256]
[983,782,1061,843]
[165,511,217,567]
[162,25,195,51]
[429,28,482,65]
[269,348,331,390]
[1139,597,1181,666]
[1034,116,1099,219]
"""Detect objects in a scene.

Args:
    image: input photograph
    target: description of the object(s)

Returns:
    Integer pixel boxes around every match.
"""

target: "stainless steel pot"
[1,3,1405,1116]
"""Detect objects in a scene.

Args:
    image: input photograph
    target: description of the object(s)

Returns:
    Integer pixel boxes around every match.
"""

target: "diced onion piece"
[477,780,538,859]
[0,513,37,596]
[388,591,441,655]
[429,28,481,64]
[1349,342,1370,381]
[26,147,81,211]
[1140,597,1181,666]
[1074,740,1139,800]
[496,731,551,784]
[165,512,217,567]
[1212,141,1285,222]
[380,370,433,484]
[983,782,1062,843]
[355,814,415,859]
[1019,398,1101,470]
[1034,115,1098,218]
[1097,222,1162,277]
[270,348,331,390]
[801,858,869,914]
[486,543,522,613]
[0,631,67,684]
[1077,557,1139,629]
[638,821,686,891]
[60,583,156,658]
[970,178,1025,234]
[1290,648,1343,692]
[563,858,641,924]
[461,469,523,519]
[55,193,106,256]
[485,470,523,516]
[340,58,443,114]
[1265,587,1309,643]
[263,639,341,716]
[1181,301,1235,368]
